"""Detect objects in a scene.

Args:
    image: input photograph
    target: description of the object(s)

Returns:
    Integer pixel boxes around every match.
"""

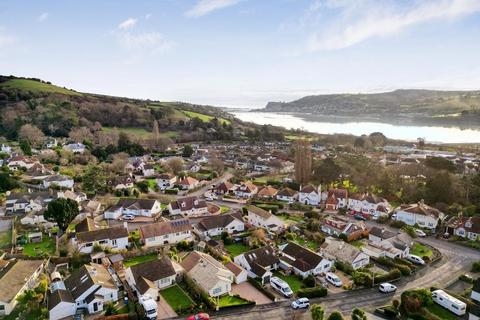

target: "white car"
[379,282,397,293]
[122,214,135,221]
[326,272,343,287]
[291,298,310,309]
[406,254,425,265]
[414,229,426,237]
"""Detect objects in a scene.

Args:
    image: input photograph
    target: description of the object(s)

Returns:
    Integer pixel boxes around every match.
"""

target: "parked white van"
[379,282,397,293]
[270,276,293,298]
[406,254,425,265]
[326,272,342,287]
[432,289,466,316]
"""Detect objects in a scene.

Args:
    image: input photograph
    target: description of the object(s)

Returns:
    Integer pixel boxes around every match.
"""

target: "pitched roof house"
[234,246,279,284]
[125,257,176,300]
[63,263,119,314]
[195,211,244,238]
[246,205,285,233]
[279,242,333,278]
[214,181,235,195]
[140,218,193,248]
[168,196,208,217]
[257,185,279,199]
[362,227,412,259]
[176,176,199,190]
[448,216,480,240]
[298,185,320,206]
[321,237,370,270]
[394,201,445,230]
[181,251,234,297]
[321,216,368,241]
[234,182,258,198]
[0,259,44,316]
[104,198,162,219]
[74,226,129,254]
[276,187,298,203]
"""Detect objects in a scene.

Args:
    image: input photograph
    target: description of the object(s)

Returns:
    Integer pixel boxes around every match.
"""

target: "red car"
[187,313,210,320]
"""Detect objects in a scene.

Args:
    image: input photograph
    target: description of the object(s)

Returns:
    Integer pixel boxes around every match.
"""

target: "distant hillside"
[262,89,480,127]
[0,75,287,145]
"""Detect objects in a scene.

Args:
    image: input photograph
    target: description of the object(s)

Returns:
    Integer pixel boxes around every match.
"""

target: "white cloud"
[37,12,49,22]
[116,31,172,53]
[185,0,243,17]
[118,18,138,30]
[145,13,152,20]
[307,0,480,51]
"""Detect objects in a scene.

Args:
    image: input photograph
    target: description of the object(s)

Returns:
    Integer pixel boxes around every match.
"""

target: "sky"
[1,0,480,108]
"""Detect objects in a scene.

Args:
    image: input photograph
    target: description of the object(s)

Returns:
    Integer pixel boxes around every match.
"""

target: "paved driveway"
[231,282,272,305]
[157,296,177,319]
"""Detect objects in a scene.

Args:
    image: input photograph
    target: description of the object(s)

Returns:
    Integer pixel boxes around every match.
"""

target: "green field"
[253,174,286,184]
[220,205,231,214]
[160,285,196,311]
[225,243,250,257]
[123,253,158,268]
[0,79,82,96]
[410,243,433,258]
[218,295,251,308]
[102,127,179,140]
[22,237,56,257]
[273,272,304,293]
[183,110,230,125]
[102,127,151,138]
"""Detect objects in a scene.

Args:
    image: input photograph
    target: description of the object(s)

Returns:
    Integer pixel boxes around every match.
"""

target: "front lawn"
[218,295,251,308]
[220,205,230,214]
[426,304,458,320]
[160,285,196,312]
[123,253,158,268]
[273,272,304,293]
[411,243,433,258]
[22,237,55,257]
[225,243,250,257]
[0,229,12,249]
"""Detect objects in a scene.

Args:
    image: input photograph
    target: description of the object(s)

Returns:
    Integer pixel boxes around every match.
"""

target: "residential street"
[169,231,480,320]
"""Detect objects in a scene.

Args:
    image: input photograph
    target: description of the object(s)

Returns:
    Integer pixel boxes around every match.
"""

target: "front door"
[93,302,98,312]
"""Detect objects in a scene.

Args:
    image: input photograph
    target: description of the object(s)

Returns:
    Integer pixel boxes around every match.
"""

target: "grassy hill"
[0,75,243,143]
[0,78,82,96]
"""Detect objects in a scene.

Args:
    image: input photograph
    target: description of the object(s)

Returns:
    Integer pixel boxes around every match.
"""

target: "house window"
[85,243,93,247]
[112,239,117,246]
[99,240,107,244]
[212,287,222,295]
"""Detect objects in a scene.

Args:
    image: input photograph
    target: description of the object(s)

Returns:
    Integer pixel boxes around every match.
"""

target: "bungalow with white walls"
[298,185,320,206]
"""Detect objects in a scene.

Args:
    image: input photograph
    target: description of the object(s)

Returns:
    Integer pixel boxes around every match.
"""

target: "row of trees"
[306,151,480,213]
[310,304,367,320]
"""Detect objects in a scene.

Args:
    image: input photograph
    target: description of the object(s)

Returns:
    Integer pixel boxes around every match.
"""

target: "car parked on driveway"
[353,214,366,221]
[415,229,427,237]
[326,272,343,287]
[406,254,425,265]
[122,214,135,221]
[291,298,310,309]
[379,282,397,293]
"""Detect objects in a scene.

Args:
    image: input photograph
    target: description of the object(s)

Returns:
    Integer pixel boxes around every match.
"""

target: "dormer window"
[181,202,186,208]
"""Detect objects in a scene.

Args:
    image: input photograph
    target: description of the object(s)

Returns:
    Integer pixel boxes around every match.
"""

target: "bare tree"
[166,157,184,175]
[18,124,45,147]
[69,127,93,143]
[209,157,225,174]
[109,152,129,173]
